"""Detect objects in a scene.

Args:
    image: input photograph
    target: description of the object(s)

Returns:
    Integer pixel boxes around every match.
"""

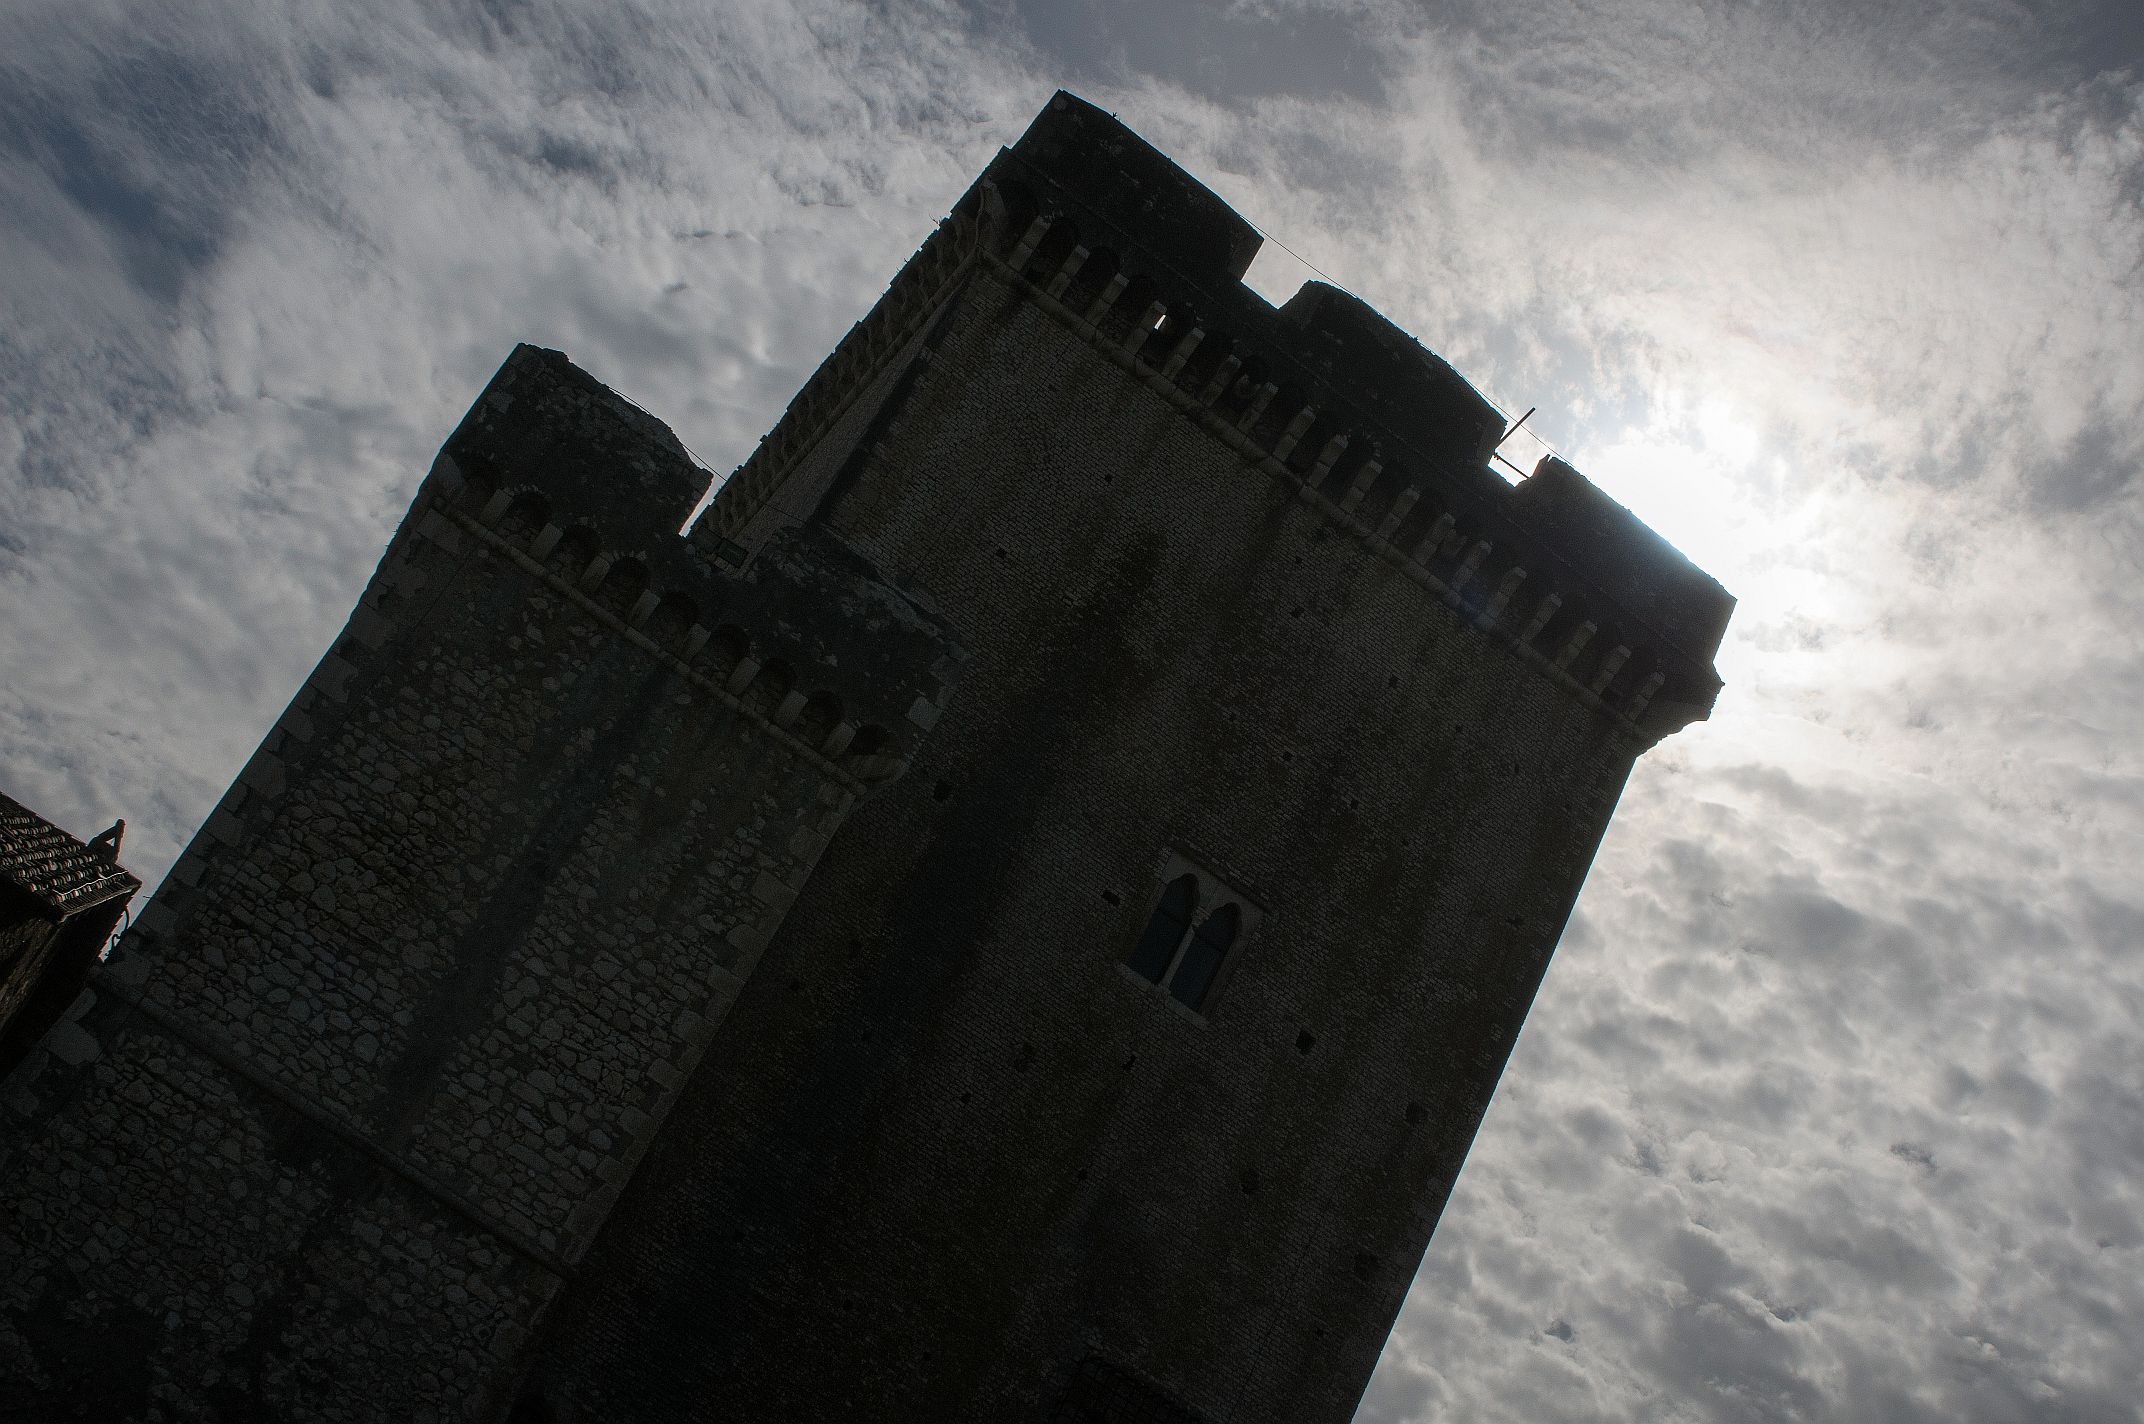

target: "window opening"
[1128,874,1196,984]
[1123,859,1258,1016]
[1169,903,1238,1011]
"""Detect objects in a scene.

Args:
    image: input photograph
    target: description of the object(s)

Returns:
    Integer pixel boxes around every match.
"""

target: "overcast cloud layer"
[3,1,2141,1419]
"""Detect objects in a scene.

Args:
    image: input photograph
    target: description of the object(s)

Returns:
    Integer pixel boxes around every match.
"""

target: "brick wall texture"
[0,91,1727,1423]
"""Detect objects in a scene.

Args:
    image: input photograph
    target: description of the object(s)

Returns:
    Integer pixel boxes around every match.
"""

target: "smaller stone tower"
[0,348,959,1419]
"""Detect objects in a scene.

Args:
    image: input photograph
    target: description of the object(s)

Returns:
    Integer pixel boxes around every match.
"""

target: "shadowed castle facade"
[0,93,1731,1421]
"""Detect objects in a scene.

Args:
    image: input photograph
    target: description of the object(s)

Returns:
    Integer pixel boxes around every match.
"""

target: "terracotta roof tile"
[0,791,141,915]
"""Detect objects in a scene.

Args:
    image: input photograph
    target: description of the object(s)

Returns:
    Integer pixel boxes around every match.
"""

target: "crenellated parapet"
[971,93,1731,743]
[444,345,959,776]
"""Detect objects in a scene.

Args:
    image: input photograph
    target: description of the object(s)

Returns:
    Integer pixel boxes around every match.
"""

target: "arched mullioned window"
[1128,875,1197,984]
[1169,903,1239,1011]
[1125,863,1256,1016]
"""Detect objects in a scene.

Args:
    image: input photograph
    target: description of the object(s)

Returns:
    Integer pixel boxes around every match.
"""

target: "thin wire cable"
[1235,209,1573,474]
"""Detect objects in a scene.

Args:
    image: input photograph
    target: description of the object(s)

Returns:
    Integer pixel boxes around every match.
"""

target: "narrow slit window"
[1128,874,1197,984]
[1168,903,1238,1011]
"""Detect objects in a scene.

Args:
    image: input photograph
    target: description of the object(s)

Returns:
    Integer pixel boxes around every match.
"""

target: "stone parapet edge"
[442,505,885,792]
[705,211,982,544]
[978,244,1664,748]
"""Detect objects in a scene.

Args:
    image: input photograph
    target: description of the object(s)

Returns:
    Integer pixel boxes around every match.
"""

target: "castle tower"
[523,93,1731,1421]
[0,93,1729,1423]
[0,353,958,1418]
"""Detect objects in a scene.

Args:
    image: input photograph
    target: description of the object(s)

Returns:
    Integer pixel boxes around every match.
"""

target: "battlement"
[694,93,1729,739]
[1005,90,1263,282]
[446,346,958,772]
[970,93,1731,738]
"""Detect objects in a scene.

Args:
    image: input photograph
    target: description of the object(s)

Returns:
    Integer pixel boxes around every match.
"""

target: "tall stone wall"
[0,348,957,1420]
[520,97,1730,1424]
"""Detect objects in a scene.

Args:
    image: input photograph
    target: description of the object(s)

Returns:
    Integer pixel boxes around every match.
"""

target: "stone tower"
[0,93,1729,1423]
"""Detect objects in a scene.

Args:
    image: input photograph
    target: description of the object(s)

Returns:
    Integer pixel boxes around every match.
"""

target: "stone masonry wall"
[526,188,1690,1423]
[0,348,957,1420]
[816,253,1638,1423]
[705,200,982,556]
[3,1000,554,1421]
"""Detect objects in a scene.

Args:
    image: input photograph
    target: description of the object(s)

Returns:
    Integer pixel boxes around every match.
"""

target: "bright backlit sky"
[4,2,2142,1419]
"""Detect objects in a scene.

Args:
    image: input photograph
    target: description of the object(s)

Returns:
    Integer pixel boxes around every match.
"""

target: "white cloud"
[3,0,2141,1418]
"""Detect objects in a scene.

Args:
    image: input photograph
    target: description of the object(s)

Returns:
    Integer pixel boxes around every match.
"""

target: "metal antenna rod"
[1492,405,1538,476]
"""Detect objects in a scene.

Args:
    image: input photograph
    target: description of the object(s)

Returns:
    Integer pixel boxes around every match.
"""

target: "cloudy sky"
[4,0,2141,1418]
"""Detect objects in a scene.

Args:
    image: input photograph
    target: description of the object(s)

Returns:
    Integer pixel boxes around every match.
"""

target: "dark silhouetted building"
[0,92,1730,1422]
[0,794,137,1082]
